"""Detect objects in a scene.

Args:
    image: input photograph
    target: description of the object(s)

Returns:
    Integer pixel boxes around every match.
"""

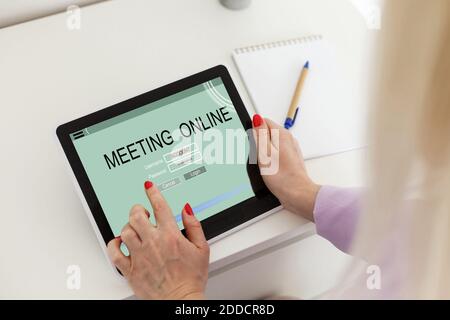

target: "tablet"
[57,65,280,254]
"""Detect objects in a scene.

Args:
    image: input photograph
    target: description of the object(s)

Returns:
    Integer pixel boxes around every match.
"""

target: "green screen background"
[73,78,254,235]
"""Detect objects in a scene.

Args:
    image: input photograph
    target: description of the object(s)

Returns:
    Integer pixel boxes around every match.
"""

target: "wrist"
[181,292,206,300]
[281,178,320,221]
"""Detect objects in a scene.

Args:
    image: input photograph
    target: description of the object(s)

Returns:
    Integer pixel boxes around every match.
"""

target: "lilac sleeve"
[313,186,362,253]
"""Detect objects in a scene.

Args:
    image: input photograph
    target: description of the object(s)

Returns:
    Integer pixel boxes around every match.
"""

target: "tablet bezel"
[56,65,280,246]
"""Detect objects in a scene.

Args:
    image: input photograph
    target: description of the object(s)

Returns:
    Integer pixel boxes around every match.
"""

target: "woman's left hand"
[107,181,210,299]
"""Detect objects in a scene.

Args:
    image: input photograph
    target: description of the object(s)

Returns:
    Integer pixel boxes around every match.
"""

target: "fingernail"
[145,209,150,218]
[253,114,263,127]
[184,203,194,216]
[144,180,153,190]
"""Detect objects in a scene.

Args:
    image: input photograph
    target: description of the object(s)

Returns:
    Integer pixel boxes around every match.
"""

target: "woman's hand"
[252,114,320,221]
[107,181,209,299]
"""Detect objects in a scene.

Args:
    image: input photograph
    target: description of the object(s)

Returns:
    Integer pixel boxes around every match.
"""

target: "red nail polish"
[184,203,194,216]
[145,210,150,218]
[253,114,263,127]
[144,180,153,190]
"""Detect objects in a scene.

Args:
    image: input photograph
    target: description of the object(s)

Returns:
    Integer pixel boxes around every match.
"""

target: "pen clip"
[292,107,299,125]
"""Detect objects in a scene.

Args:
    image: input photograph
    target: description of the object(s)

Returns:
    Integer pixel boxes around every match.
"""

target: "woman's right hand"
[107,182,209,300]
[252,114,320,221]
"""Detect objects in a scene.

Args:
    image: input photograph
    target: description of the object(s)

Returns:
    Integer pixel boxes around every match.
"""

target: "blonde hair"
[336,0,450,299]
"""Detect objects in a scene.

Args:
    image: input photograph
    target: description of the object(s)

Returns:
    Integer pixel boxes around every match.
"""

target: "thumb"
[181,203,208,250]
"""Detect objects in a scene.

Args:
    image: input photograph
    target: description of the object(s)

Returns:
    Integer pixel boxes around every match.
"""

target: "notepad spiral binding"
[233,35,323,55]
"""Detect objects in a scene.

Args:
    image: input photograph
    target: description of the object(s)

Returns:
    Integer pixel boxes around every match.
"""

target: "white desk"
[0,0,376,299]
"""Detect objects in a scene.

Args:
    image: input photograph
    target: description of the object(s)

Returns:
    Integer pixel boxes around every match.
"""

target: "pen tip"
[304,61,309,69]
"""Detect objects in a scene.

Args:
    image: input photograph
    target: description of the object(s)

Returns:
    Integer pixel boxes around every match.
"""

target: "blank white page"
[232,35,366,159]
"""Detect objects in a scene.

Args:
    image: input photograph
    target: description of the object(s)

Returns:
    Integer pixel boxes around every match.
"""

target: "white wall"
[0,0,105,28]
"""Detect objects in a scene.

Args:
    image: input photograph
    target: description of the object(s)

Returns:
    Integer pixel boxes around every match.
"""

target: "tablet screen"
[71,77,255,235]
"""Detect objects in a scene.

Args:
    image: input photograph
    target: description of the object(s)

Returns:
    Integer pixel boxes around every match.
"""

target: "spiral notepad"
[232,35,366,159]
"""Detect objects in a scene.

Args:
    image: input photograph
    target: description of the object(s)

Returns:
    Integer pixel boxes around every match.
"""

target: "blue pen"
[284,61,309,129]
